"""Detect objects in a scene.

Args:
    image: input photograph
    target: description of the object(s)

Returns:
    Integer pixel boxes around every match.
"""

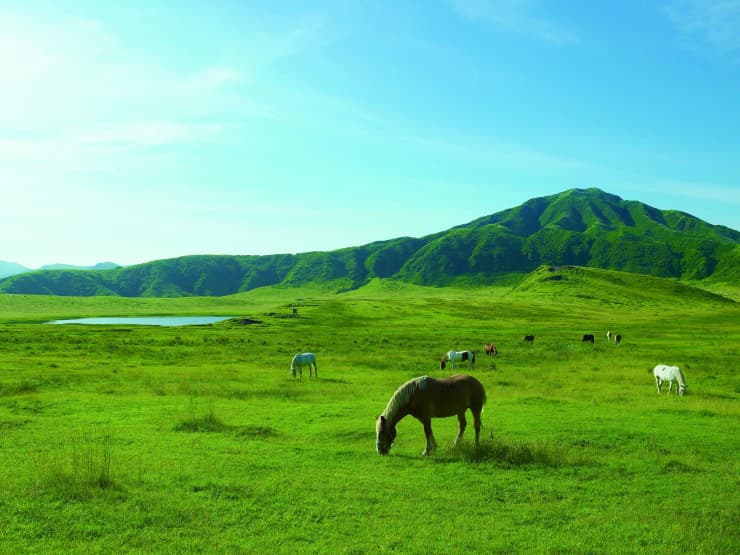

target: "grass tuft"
[34,432,117,500]
[442,435,586,467]
[175,401,227,433]
[0,380,39,396]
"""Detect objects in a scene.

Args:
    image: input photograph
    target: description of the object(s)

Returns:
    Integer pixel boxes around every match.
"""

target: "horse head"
[440,353,448,370]
[375,415,397,455]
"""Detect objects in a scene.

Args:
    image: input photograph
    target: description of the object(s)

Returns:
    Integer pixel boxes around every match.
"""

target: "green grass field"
[0,272,738,553]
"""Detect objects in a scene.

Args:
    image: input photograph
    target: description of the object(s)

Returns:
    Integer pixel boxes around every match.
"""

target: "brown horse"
[375,375,487,456]
[523,334,535,343]
[485,343,498,357]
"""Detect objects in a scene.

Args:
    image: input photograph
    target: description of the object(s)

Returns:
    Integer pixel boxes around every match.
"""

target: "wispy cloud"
[664,0,740,52]
[0,7,331,181]
[450,0,580,44]
[652,180,740,205]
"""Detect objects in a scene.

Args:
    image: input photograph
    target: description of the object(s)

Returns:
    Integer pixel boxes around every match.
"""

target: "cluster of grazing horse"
[291,325,679,457]
[582,332,622,344]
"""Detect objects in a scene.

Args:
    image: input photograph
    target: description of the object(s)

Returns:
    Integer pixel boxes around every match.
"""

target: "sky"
[1,0,739,269]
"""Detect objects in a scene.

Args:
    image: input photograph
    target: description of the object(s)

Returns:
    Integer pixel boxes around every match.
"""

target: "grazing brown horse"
[582,334,595,343]
[615,334,622,345]
[485,343,498,357]
[523,335,535,343]
[375,375,487,456]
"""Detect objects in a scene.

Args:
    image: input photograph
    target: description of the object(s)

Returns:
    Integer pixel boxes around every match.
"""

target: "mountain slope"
[0,188,737,297]
[0,261,30,280]
[511,264,734,307]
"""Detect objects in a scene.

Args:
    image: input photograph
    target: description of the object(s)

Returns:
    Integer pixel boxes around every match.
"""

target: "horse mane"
[674,366,687,386]
[382,376,428,422]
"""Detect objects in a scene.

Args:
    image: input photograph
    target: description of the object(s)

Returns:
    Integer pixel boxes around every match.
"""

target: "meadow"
[0,274,738,554]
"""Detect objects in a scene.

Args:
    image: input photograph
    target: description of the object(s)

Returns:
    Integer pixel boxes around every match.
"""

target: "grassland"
[0,271,738,554]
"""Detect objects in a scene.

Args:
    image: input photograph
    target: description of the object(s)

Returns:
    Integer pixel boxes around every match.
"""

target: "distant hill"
[0,261,30,280]
[0,261,119,280]
[39,262,120,271]
[0,188,737,297]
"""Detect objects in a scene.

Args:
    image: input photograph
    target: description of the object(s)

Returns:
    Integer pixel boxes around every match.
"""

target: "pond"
[45,316,235,327]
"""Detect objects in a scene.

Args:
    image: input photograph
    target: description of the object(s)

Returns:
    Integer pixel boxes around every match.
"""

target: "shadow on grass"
[174,401,279,438]
[434,435,590,467]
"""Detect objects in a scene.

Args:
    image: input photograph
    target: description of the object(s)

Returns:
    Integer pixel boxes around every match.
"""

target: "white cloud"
[664,0,740,52]
[652,181,740,205]
[450,0,580,44]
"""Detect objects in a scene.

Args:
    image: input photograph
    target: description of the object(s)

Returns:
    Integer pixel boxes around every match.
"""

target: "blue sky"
[1,0,738,268]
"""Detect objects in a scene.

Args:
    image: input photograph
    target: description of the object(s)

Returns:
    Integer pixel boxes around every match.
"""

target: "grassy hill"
[511,265,735,307]
[1,188,737,297]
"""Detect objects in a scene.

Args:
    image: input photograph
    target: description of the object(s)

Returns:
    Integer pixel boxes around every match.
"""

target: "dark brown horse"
[523,334,535,343]
[375,375,487,456]
[485,343,498,357]
[582,334,595,343]
[615,333,622,345]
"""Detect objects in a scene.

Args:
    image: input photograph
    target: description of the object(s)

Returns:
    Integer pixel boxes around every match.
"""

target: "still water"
[45,316,234,327]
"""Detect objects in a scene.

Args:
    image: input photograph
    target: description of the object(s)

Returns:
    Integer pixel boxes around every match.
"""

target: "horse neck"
[675,368,686,386]
[383,404,409,428]
[383,379,421,426]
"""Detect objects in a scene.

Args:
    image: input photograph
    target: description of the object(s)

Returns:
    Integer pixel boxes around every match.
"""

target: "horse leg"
[655,377,661,394]
[314,362,317,378]
[473,409,482,446]
[454,413,467,446]
[668,381,673,395]
[422,419,437,456]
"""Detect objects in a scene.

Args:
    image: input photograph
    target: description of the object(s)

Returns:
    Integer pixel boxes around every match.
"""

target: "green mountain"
[1,188,737,297]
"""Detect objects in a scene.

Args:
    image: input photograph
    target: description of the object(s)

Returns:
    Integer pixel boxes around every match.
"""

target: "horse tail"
[478,381,487,412]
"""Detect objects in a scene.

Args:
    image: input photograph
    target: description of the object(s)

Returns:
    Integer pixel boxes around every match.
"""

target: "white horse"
[606,330,611,342]
[653,364,687,396]
[440,350,475,371]
[291,352,317,379]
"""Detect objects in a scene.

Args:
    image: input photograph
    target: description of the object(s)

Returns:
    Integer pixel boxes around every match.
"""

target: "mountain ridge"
[1,188,737,297]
